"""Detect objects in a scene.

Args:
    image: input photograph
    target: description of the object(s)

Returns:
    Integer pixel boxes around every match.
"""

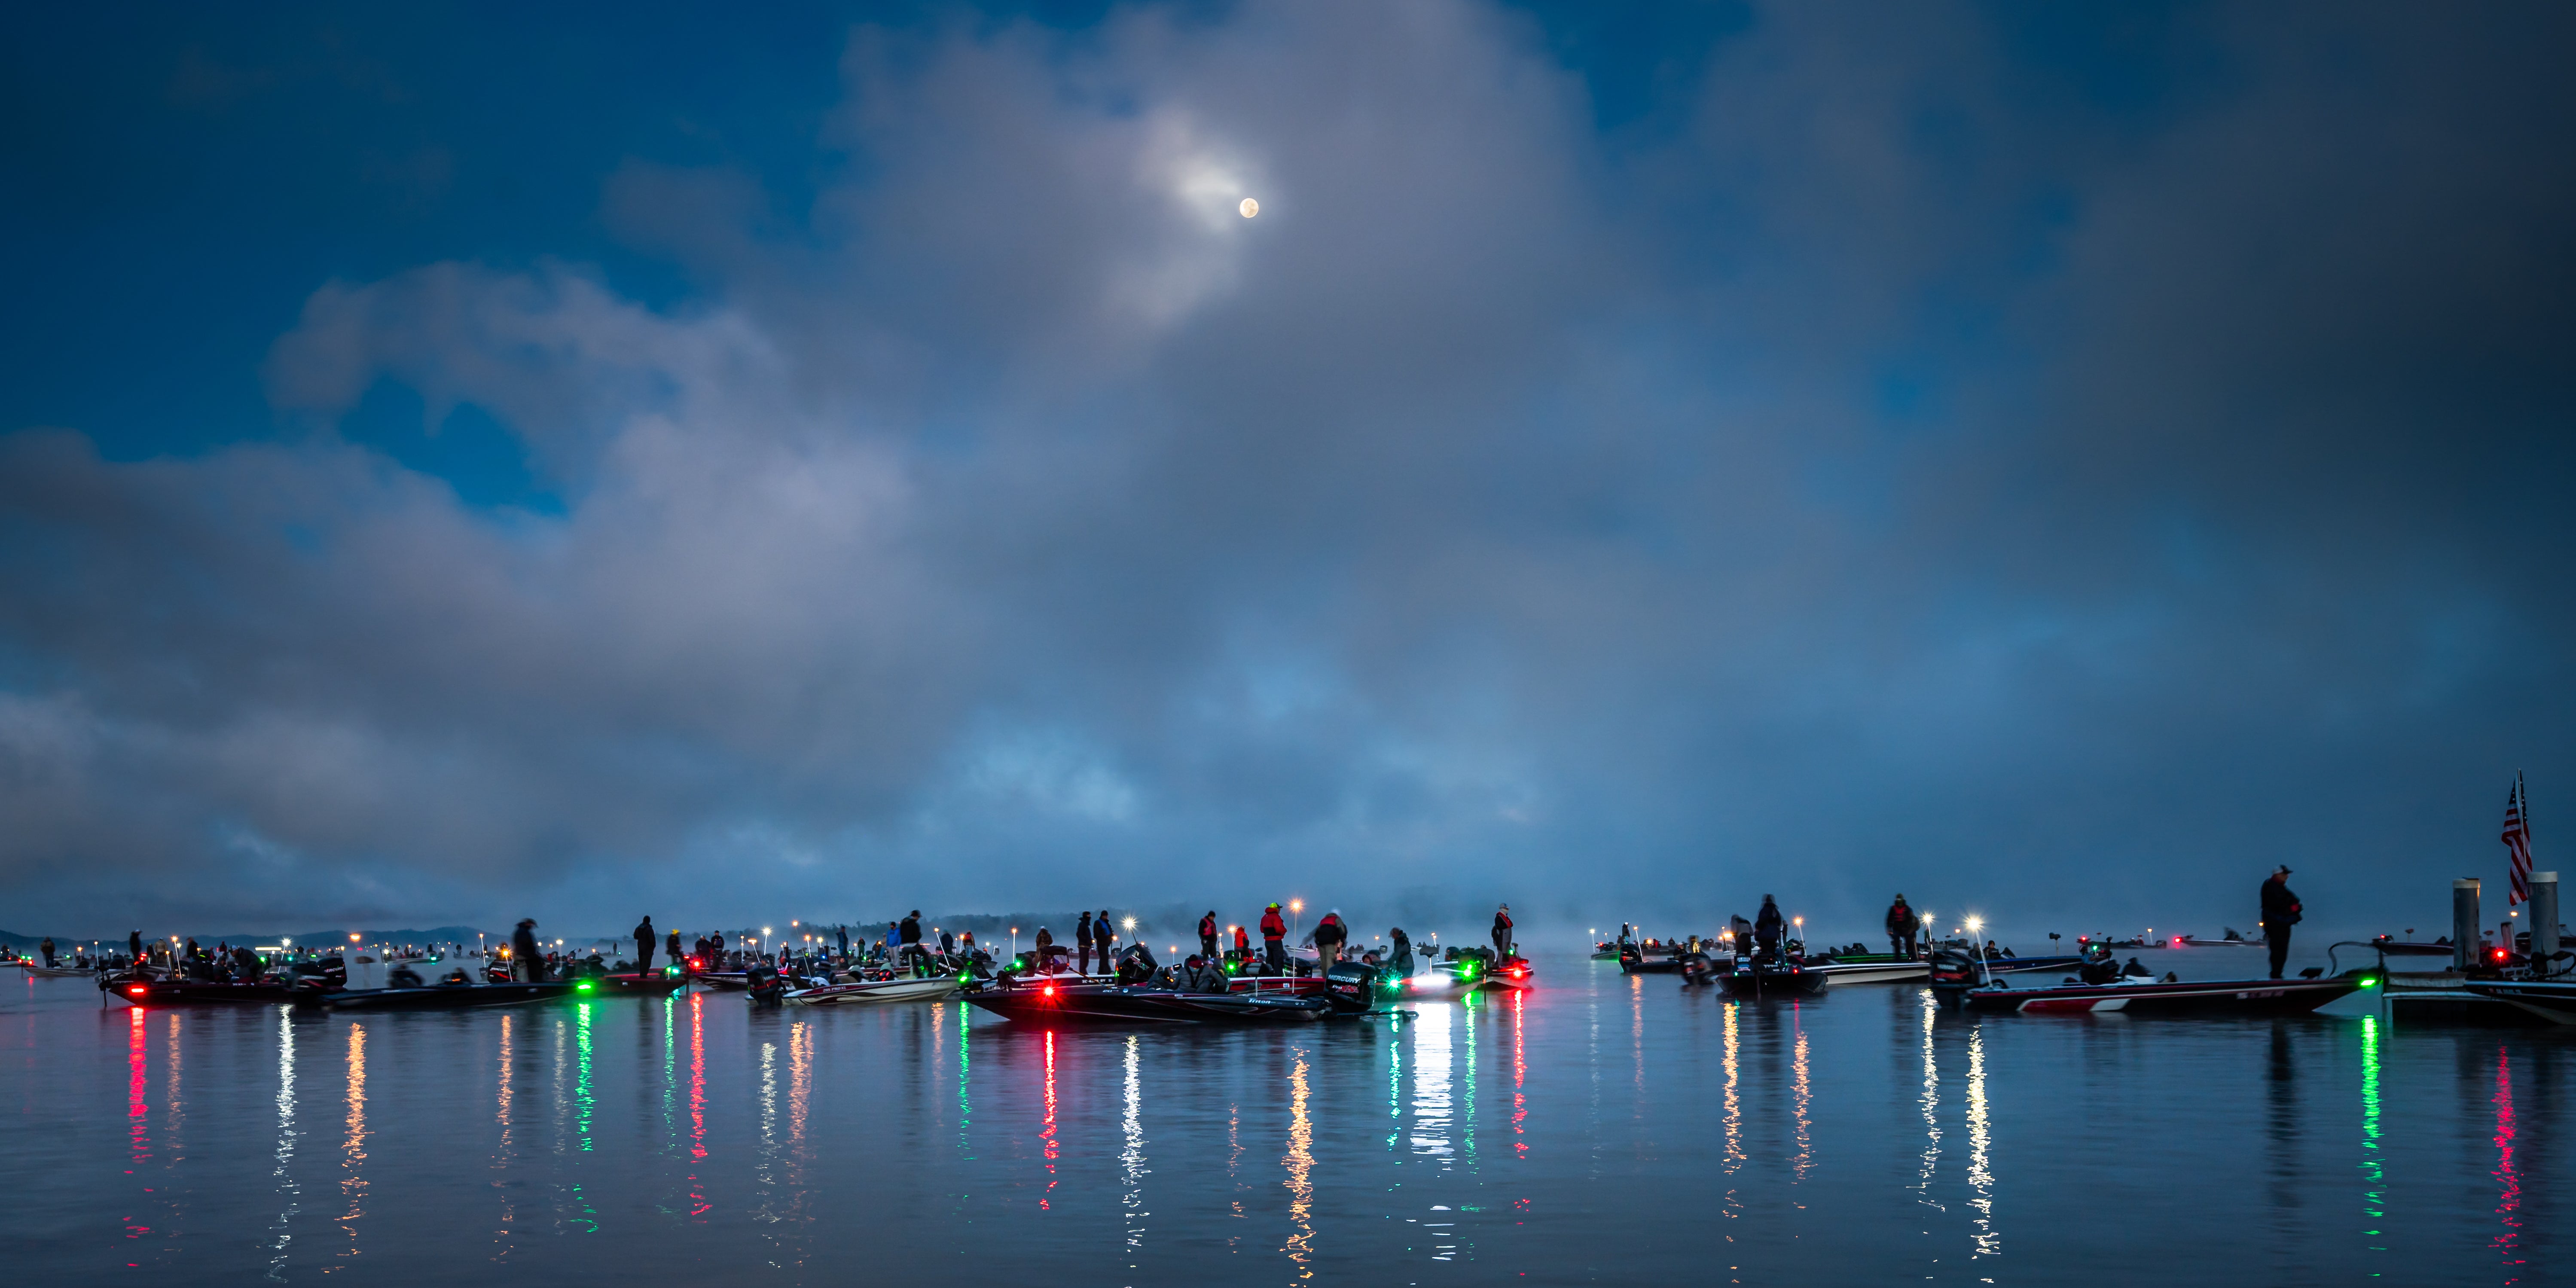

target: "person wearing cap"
[2259,867,2303,980]
[1492,903,1515,959]
[1885,894,1920,959]
[1260,903,1288,973]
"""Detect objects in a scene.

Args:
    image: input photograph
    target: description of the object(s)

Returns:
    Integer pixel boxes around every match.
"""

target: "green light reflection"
[2360,1016,2384,1255]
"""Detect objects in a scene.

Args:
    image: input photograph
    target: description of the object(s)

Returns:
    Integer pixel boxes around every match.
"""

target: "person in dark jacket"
[1312,911,1348,965]
[1492,904,1515,958]
[2260,867,2302,980]
[512,919,542,982]
[665,929,682,968]
[1093,912,1114,972]
[1199,911,1220,960]
[1755,897,1785,964]
[1885,895,1919,959]
[38,936,55,968]
[1035,925,1059,972]
[900,911,926,975]
[633,916,656,972]
[1260,903,1288,973]
[1074,912,1093,975]
[1388,927,1415,978]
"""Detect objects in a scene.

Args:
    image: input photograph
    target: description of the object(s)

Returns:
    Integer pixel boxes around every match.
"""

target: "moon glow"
[1239,197,1259,218]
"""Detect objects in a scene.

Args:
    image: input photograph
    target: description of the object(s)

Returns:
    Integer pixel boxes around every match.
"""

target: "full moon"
[1239,197,1259,218]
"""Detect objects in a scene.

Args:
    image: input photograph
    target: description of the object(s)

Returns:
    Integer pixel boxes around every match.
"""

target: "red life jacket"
[1233,926,1250,952]
[1260,909,1286,940]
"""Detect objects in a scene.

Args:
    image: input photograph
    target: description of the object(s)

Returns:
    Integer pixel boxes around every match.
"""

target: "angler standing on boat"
[1389,927,1415,977]
[1074,912,1094,975]
[2260,867,2302,980]
[1886,894,1919,959]
[1200,910,1220,960]
[900,911,927,975]
[512,919,541,982]
[39,936,55,968]
[1492,904,1514,958]
[1755,897,1785,964]
[1093,911,1114,974]
[665,928,682,969]
[633,916,656,972]
[1313,910,1348,965]
[1261,903,1288,973]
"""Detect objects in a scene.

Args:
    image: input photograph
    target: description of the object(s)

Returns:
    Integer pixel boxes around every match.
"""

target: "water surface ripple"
[7,957,2565,1283]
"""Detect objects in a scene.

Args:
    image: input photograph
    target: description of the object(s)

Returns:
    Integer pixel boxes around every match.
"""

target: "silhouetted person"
[512,919,542,982]
[1093,911,1114,974]
[1313,910,1347,964]
[1074,912,1093,974]
[1200,910,1220,960]
[2260,866,2302,980]
[666,929,682,968]
[1886,894,1919,958]
[1492,904,1515,958]
[633,916,656,972]
[1755,897,1785,964]
[1389,927,1415,977]
[39,937,55,968]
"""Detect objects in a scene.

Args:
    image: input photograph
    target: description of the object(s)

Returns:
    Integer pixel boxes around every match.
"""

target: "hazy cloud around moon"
[1,1,2571,938]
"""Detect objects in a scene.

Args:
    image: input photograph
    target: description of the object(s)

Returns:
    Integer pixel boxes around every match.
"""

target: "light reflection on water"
[6,958,2568,1283]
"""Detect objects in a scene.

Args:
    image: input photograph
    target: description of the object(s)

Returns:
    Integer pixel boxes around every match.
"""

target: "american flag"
[2502,772,2533,906]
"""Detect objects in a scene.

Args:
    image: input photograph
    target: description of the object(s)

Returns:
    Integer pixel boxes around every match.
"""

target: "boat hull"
[966,983,1329,1024]
[1805,961,1928,985]
[786,977,962,1006]
[1959,976,2359,1016]
[2463,979,2576,1025]
[116,979,311,1005]
[1723,967,1829,998]
[328,982,580,1010]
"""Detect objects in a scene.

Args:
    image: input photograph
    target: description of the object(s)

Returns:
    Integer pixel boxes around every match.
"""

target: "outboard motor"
[1678,952,1726,987]
[744,964,786,1007]
[1927,947,1983,1010]
[1114,943,1160,986]
[1324,961,1381,1013]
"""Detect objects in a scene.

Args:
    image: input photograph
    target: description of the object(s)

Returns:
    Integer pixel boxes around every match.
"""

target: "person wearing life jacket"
[1492,904,1515,958]
[1231,922,1251,969]
[1199,911,1220,960]
[1885,894,1920,959]
[1312,910,1349,965]
[1260,903,1288,974]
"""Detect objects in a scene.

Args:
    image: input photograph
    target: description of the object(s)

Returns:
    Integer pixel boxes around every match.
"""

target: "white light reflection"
[1122,1035,1151,1253]
[1967,1024,1998,1256]
[266,1009,298,1280]
[1792,1008,1813,1182]
[1917,994,1944,1211]
[1411,1004,1454,1166]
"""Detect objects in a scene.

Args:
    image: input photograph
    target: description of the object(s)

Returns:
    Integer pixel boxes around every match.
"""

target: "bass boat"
[965,979,1330,1024]
[2462,978,2576,1025]
[113,977,313,1005]
[785,974,964,1006]
[1939,971,2367,1015]
[1723,961,1830,998]
[328,980,580,1010]
[17,963,100,979]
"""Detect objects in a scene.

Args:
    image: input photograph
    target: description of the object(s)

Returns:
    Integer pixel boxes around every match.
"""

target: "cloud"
[2,1,2572,938]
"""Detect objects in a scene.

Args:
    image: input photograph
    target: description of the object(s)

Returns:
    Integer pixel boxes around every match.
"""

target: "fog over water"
[3,3,2573,937]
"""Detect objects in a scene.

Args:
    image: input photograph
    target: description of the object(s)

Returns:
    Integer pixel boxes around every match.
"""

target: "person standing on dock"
[1199,910,1219,960]
[1261,903,1288,973]
[1886,894,1919,959]
[633,916,656,973]
[2260,867,2302,980]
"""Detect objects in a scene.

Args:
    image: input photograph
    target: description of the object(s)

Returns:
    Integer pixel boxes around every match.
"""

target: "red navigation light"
[1041,984,1056,998]
[128,985,147,996]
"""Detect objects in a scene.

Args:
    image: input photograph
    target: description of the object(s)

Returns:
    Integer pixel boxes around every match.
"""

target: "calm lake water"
[6,952,2565,1284]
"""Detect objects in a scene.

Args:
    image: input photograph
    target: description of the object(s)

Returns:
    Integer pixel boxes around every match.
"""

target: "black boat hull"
[1722,966,1828,998]
[2463,979,2576,1025]
[966,983,1329,1024]
[115,979,311,1005]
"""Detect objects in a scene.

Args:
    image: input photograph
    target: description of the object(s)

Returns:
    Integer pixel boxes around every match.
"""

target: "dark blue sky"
[3,1,2570,941]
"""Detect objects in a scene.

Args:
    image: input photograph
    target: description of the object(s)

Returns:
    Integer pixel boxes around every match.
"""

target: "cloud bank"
[3,1,2572,939]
